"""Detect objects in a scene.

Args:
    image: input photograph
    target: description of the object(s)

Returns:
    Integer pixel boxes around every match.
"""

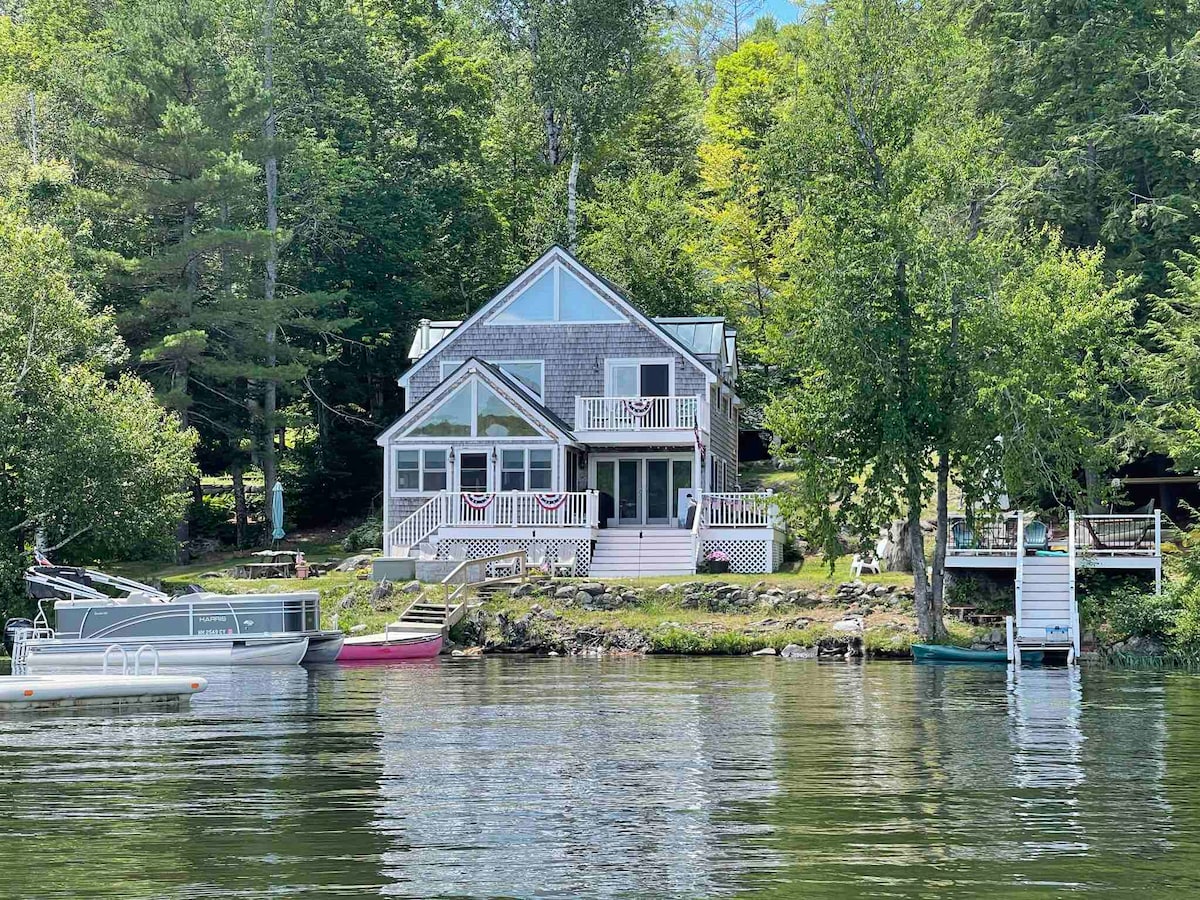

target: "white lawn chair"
[551,543,577,577]
[850,537,889,577]
[527,542,548,571]
[493,542,523,578]
[447,544,468,562]
[416,541,438,561]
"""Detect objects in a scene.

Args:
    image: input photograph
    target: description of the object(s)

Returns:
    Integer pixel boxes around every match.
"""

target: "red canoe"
[337,627,444,662]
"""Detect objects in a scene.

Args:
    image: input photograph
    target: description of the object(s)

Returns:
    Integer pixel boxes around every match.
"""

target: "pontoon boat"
[9,566,345,668]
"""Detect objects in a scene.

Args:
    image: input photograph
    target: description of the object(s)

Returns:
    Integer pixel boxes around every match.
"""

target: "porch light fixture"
[491,447,498,463]
[448,447,456,464]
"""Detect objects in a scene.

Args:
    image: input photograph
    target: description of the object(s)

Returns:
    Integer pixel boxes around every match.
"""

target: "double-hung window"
[499,449,554,491]
[394,448,449,493]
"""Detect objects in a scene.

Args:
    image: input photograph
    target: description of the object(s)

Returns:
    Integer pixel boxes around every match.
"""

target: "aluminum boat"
[9,565,344,669]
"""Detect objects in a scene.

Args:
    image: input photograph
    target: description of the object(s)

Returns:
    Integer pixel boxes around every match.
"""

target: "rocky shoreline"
[435,576,928,659]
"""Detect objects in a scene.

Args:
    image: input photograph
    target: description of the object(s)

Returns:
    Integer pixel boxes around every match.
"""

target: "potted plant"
[704,549,731,574]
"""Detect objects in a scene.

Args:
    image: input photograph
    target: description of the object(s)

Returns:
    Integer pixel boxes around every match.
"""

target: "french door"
[594,455,693,527]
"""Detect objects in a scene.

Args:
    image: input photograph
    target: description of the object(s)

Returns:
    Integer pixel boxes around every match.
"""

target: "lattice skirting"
[772,537,784,571]
[702,538,775,574]
[436,538,592,578]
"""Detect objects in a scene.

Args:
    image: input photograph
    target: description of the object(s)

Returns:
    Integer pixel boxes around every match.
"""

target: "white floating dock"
[0,674,208,712]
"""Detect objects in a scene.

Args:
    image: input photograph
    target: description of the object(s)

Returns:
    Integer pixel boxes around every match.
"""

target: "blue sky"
[757,0,805,26]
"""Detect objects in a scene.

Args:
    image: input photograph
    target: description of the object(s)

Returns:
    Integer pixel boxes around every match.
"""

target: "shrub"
[342,517,383,553]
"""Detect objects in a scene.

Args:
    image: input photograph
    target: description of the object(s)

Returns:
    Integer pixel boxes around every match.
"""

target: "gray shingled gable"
[399,245,717,392]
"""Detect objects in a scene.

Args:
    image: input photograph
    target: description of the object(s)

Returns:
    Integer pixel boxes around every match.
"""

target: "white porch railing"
[703,492,775,527]
[386,491,599,556]
[385,494,449,556]
[574,395,702,431]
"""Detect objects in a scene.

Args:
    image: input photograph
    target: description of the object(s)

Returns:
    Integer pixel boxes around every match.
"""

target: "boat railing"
[134,644,161,675]
[101,644,128,675]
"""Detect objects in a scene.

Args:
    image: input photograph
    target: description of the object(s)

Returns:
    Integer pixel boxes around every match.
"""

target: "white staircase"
[1017,555,1074,644]
[588,528,697,579]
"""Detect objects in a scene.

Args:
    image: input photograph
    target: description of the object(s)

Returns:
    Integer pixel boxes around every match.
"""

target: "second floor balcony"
[573,395,705,442]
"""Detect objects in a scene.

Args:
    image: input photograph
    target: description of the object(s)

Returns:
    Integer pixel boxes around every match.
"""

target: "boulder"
[751,647,777,656]
[511,583,536,598]
[555,586,577,600]
[349,624,367,633]
[574,591,594,605]
[335,554,373,573]
[832,617,863,635]
[656,584,675,594]
[576,582,606,596]
[780,643,816,659]
[369,580,394,608]
[402,580,422,593]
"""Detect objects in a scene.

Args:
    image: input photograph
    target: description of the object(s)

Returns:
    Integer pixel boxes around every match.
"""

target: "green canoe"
[912,643,1044,665]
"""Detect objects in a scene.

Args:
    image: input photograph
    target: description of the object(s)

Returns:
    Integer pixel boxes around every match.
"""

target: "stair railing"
[385,494,449,556]
[439,549,530,624]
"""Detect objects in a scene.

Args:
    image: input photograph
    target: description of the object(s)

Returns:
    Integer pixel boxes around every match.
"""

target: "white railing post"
[1068,509,1078,656]
[1015,510,1025,645]
[1155,507,1163,595]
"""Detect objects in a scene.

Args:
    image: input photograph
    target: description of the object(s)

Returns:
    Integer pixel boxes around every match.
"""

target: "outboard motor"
[3,618,34,658]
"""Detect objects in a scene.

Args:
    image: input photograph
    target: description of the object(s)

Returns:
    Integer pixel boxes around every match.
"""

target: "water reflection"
[0,658,1198,898]
[370,657,783,898]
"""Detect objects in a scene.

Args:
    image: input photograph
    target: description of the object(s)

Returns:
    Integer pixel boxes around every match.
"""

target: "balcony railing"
[574,395,701,432]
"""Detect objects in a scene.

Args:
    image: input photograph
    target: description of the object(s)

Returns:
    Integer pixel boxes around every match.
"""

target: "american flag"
[33,548,52,566]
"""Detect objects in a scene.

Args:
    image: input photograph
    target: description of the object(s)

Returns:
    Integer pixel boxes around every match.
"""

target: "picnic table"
[231,561,295,579]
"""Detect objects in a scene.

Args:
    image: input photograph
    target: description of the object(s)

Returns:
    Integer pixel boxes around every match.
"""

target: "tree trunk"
[885,519,913,572]
[930,452,951,627]
[906,475,943,641]
[27,90,38,165]
[543,105,562,166]
[231,462,248,549]
[567,141,581,251]
[262,0,279,541]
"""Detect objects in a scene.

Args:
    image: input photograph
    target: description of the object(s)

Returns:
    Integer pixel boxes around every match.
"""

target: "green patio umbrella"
[271,481,286,542]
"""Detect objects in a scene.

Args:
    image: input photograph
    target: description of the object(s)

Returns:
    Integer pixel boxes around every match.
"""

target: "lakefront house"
[376,246,784,578]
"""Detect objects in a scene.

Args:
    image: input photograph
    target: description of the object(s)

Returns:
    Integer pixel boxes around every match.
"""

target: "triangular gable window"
[410,384,472,436]
[559,268,622,322]
[492,262,625,325]
[404,377,545,438]
[477,384,539,436]
[494,269,555,323]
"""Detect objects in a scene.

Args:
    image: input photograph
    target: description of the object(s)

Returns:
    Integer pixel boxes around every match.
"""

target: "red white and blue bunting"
[623,398,653,418]
[693,424,706,463]
[462,492,495,510]
[534,493,568,511]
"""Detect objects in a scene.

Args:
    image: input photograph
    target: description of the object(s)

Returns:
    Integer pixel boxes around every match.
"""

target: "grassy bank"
[101,551,992,658]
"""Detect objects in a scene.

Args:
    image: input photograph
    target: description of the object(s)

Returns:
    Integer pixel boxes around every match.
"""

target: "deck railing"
[948,515,1019,554]
[386,491,599,555]
[704,492,775,527]
[574,395,702,431]
[1074,512,1161,555]
[945,510,1163,558]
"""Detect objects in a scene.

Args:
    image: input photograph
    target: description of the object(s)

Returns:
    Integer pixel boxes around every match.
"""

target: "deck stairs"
[392,591,471,637]
[1013,554,1078,663]
[588,528,696,579]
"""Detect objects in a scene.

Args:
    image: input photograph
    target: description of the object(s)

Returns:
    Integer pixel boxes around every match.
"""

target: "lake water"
[2,657,1198,898]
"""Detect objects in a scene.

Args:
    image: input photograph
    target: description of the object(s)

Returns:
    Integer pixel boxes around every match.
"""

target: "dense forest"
[1,0,1199,630]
